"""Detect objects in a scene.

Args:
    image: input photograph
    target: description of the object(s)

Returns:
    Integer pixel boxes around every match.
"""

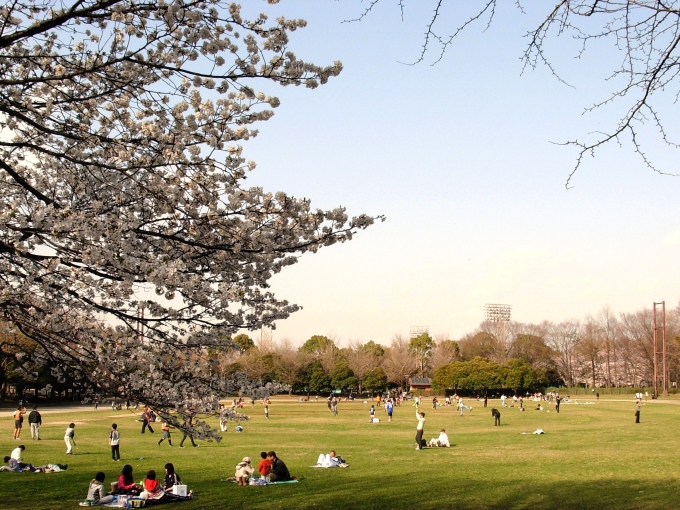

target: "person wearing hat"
[235,457,254,486]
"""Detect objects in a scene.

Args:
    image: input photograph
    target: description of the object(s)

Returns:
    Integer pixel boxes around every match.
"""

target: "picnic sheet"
[222,478,299,485]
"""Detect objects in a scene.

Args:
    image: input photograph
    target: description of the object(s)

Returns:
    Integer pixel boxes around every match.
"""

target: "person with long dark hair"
[115,464,141,495]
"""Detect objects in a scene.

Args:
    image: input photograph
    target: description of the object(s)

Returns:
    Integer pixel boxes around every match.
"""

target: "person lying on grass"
[0,455,40,472]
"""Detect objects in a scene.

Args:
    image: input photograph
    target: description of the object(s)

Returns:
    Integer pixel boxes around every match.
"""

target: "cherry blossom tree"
[0,0,380,437]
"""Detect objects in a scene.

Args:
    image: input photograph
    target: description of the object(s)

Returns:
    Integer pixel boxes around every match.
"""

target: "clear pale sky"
[236,1,680,346]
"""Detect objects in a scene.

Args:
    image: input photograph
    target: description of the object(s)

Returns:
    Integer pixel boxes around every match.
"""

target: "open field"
[0,396,678,509]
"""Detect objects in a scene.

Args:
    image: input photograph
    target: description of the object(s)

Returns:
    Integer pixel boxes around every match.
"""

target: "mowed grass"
[0,397,678,509]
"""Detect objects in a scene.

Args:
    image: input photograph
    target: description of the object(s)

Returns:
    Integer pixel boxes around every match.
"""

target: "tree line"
[206,302,680,394]
[3,302,677,398]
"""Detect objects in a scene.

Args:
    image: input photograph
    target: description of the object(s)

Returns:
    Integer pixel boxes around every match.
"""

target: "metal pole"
[662,301,667,398]
[653,304,658,398]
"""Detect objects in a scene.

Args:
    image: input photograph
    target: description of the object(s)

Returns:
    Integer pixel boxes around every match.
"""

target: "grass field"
[0,396,678,509]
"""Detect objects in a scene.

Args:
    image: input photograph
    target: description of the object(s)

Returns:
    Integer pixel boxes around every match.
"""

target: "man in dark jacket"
[141,406,155,434]
[28,406,42,440]
[266,451,292,482]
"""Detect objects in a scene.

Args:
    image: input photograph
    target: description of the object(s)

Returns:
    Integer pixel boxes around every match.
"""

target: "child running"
[157,421,173,447]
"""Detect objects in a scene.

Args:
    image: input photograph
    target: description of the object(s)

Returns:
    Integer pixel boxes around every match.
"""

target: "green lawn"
[0,397,677,509]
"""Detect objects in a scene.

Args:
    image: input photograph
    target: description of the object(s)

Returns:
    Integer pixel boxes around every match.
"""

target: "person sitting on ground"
[437,429,451,447]
[329,450,347,465]
[163,463,181,493]
[0,455,40,472]
[267,451,294,482]
[81,471,114,506]
[316,450,347,467]
[115,464,141,495]
[235,457,254,486]
[257,452,272,478]
[11,444,26,462]
[140,470,165,501]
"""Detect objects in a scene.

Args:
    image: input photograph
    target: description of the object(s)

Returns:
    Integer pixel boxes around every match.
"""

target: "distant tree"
[510,333,555,369]
[432,357,503,392]
[308,366,332,393]
[383,334,416,389]
[273,339,305,396]
[546,321,582,388]
[346,339,385,394]
[362,366,388,394]
[458,331,497,360]
[330,360,356,392]
[504,359,539,394]
[300,336,336,357]
[232,334,255,354]
[409,333,435,375]
[430,339,461,372]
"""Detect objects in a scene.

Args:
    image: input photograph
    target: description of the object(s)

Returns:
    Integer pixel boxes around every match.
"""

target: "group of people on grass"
[233,451,295,486]
[82,463,191,506]
[1,444,66,473]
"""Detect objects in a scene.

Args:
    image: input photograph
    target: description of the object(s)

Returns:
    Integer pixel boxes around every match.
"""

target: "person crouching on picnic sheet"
[140,470,165,501]
[235,457,254,485]
[81,471,114,506]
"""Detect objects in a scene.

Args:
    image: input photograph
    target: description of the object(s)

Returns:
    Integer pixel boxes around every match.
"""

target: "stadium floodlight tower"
[409,326,430,338]
[484,304,512,322]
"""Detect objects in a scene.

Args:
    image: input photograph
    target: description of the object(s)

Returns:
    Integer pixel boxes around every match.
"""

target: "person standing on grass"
[265,405,269,419]
[415,411,425,449]
[28,406,42,440]
[332,398,338,416]
[13,405,26,439]
[141,406,155,434]
[109,423,120,461]
[386,399,394,422]
[492,408,501,426]
[179,412,198,448]
[369,405,375,422]
[555,396,561,413]
[432,396,438,410]
[64,423,76,454]
[635,400,641,423]
[158,421,173,447]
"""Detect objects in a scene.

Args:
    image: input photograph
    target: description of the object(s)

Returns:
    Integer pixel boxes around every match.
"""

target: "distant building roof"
[409,377,432,387]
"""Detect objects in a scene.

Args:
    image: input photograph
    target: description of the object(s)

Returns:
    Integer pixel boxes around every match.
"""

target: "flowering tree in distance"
[0,0,380,436]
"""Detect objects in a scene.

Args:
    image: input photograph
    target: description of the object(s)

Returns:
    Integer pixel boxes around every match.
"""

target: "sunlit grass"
[0,396,677,509]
